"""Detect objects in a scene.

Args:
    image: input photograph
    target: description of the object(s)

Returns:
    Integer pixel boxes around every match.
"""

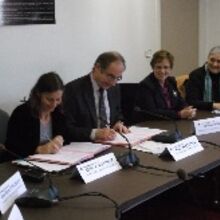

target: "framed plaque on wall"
[0,0,55,25]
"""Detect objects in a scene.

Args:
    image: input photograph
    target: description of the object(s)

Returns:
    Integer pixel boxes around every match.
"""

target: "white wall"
[199,0,220,65]
[161,0,198,76]
[0,0,161,114]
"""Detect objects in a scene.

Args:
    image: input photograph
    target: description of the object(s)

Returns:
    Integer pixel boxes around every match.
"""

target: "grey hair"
[208,46,220,57]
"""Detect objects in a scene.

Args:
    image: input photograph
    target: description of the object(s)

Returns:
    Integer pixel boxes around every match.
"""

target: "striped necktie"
[99,88,107,127]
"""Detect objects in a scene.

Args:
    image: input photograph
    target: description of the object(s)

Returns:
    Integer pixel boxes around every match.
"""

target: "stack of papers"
[28,142,111,165]
[102,126,164,146]
[12,160,70,172]
[133,140,170,155]
[13,142,111,172]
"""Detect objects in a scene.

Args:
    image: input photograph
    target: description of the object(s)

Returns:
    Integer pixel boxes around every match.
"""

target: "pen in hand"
[47,136,63,153]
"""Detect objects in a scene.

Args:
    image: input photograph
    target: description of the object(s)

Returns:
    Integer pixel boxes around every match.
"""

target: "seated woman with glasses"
[135,50,196,120]
[5,72,68,158]
[186,46,220,110]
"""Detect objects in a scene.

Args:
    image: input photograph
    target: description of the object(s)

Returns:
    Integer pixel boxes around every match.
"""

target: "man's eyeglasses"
[103,72,122,82]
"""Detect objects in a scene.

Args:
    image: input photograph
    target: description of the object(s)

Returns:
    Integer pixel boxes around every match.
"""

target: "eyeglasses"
[154,65,171,70]
[103,72,122,82]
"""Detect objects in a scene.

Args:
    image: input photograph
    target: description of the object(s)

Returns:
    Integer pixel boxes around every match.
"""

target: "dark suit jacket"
[5,102,68,158]
[185,66,220,110]
[135,73,186,120]
[64,74,123,141]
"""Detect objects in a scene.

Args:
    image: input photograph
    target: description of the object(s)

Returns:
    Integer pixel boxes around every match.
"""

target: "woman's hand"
[36,135,64,154]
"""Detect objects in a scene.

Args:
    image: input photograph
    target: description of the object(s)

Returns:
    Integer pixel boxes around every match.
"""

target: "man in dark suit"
[64,51,129,141]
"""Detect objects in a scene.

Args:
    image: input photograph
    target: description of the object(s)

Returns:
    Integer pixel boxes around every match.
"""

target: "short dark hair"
[29,72,64,117]
[150,50,174,69]
[94,51,126,70]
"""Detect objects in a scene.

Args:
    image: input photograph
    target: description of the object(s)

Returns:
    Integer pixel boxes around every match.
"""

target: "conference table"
[1,111,220,220]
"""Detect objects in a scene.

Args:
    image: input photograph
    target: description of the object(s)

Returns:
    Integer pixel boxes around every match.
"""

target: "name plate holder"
[76,153,122,184]
[193,117,220,136]
[160,136,204,161]
[0,172,26,214]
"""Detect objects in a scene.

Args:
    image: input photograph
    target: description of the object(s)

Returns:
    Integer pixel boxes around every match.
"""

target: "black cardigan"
[135,73,186,120]
[5,102,68,158]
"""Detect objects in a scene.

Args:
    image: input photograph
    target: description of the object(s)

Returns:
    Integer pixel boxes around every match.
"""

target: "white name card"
[76,153,122,183]
[194,117,220,136]
[8,204,24,220]
[0,172,26,214]
[166,136,204,161]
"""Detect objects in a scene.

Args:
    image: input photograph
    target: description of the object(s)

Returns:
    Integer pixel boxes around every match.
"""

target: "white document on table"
[102,126,164,146]
[133,140,170,155]
[8,204,24,220]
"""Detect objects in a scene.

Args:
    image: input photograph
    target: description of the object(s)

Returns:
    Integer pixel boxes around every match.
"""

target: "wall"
[199,0,220,65]
[0,0,161,114]
[161,0,199,75]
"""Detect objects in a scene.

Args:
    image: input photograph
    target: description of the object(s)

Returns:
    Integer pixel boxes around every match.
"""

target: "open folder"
[101,126,165,146]
[27,142,111,165]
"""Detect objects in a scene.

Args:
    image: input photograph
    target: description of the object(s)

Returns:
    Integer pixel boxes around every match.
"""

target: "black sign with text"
[0,0,55,25]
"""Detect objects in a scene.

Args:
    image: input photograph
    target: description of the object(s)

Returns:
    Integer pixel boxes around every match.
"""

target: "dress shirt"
[90,74,110,139]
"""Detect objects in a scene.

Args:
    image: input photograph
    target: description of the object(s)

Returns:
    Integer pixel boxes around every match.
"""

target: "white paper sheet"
[0,172,26,214]
[28,143,110,165]
[133,140,170,155]
[102,126,164,146]
[12,160,70,172]
[8,205,24,220]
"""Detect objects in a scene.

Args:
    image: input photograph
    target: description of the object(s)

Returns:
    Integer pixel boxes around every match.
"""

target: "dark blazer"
[185,66,220,110]
[5,102,68,158]
[64,74,123,141]
[135,73,186,120]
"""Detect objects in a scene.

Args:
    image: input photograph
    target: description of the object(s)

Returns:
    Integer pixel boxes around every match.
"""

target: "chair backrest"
[176,74,189,99]
[120,83,138,125]
[0,109,9,144]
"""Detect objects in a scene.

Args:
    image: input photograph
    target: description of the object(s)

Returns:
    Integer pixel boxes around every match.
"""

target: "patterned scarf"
[203,64,212,102]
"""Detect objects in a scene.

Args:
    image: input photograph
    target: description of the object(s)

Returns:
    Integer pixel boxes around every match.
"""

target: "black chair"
[0,109,9,162]
[0,109,9,144]
[120,83,138,126]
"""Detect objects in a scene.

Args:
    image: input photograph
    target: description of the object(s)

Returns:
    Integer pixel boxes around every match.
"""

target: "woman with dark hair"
[135,50,196,120]
[5,72,68,158]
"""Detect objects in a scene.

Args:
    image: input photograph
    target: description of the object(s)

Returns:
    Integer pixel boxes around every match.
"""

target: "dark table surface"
[1,110,220,220]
